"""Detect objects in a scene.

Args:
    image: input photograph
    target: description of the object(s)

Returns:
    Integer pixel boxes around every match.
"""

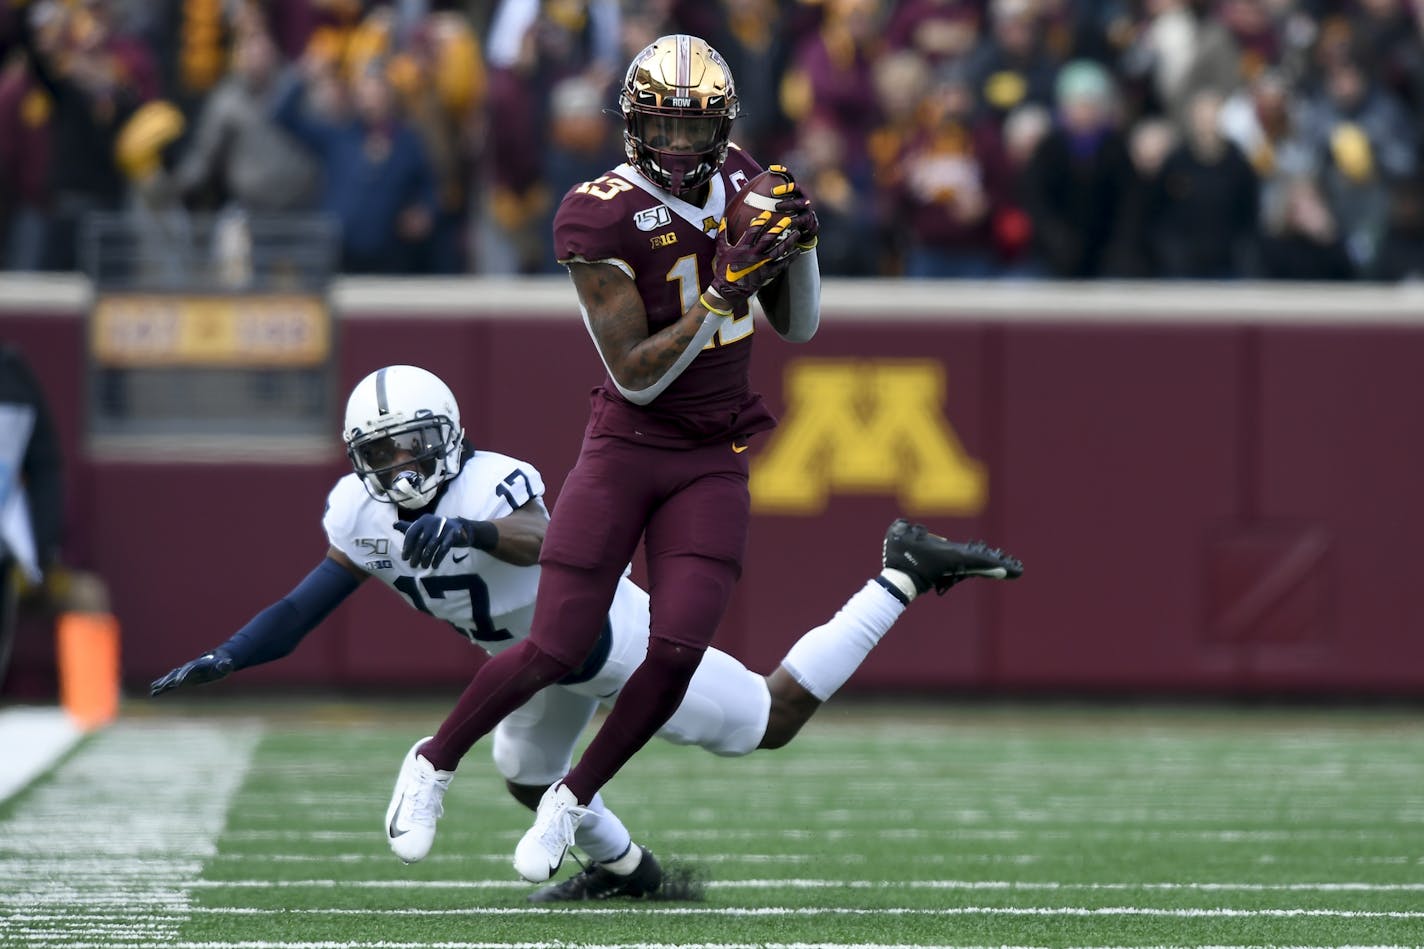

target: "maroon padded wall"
[4,292,1423,697]
[996,325,1245,691]
[1248,328,1424,691]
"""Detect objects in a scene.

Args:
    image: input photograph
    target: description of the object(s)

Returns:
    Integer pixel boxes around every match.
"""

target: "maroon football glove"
[767,164,819,249]
[707,212,801,306]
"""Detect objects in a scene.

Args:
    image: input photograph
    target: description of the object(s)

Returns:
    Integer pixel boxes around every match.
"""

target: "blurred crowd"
[1,0,1423,281]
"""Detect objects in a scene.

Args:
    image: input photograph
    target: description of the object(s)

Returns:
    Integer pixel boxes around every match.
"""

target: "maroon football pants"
[420,430,751,804]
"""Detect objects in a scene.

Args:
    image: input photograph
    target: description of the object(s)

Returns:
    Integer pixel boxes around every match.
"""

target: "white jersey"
[322,449,649,671]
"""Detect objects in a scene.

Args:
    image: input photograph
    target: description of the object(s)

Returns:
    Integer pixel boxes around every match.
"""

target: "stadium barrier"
[4,274,1424,698]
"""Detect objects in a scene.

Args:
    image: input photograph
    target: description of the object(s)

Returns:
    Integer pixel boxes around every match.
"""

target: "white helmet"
[343,365,464,510]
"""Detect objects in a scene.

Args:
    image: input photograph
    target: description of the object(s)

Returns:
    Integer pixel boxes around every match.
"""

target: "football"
[722,168,793,244]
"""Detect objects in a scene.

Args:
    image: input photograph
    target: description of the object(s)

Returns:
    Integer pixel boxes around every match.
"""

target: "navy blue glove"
[150,649,235,696]
[394,515,497,569]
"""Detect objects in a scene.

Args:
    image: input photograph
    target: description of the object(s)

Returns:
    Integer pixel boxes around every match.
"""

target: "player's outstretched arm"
[393,500,548,569]
[149,551,365,697]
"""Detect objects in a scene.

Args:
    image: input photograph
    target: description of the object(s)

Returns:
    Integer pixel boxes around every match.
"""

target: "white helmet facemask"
[343,366,464,510]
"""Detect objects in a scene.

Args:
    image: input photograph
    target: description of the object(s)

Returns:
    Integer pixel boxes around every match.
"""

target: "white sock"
[570,791,631,863]
[780,579,908,701]
[880,567,920,602]
[601,842,643,875]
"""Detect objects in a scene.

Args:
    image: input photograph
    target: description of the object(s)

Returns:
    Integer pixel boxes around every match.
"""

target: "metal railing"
[80,211,340,293]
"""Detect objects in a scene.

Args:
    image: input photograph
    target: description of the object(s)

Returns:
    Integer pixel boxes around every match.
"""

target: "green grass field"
[3,700,1423,948]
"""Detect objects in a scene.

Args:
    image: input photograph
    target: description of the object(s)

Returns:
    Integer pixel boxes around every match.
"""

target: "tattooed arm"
[567,261,727,406]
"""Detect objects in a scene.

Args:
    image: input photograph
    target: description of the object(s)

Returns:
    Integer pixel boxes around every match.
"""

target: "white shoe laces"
[535,795,591,855]
[407,762,450,825]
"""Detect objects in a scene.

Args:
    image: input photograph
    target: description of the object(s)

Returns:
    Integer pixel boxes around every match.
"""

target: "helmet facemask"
[346,415,460,510]
[621,35,739,197]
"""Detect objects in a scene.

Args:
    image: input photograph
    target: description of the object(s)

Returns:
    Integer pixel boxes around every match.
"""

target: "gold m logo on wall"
[751,359,986,516]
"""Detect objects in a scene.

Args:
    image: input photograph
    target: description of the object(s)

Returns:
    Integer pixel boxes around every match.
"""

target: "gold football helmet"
[619,34,739,196]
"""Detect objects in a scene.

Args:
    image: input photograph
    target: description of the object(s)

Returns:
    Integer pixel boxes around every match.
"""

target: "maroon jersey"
[553,146,777,447]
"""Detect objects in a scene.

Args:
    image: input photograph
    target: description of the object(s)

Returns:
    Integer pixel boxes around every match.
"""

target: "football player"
[391,32,838,887]
[152,365,1023,902]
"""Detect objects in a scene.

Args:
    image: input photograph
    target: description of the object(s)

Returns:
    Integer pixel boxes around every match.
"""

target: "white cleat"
[384,736,453,864]
[513,782,590,883]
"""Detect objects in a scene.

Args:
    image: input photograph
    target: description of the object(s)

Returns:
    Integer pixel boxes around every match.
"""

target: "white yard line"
[649,828,1424,842]
[11,940,1424,946]
[22,940,1424,946]
[19,905,1424,918]
[217,827,1424,843]
[0,706,82,803]
[11,943,1424,949]
[0,720,261,946]
[172,876,1424,893]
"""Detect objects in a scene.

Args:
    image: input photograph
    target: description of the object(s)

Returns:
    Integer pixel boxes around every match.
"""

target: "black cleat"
[526,848,664,902]
[883,518,1024,595]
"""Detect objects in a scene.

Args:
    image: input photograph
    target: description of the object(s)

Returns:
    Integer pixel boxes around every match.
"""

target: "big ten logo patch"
[751,359,986,516]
